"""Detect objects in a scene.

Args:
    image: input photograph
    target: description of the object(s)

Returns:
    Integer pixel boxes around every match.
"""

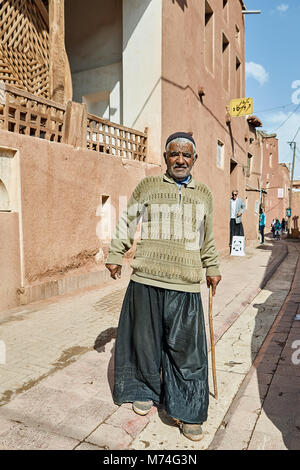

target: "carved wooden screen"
[0,0,50,99]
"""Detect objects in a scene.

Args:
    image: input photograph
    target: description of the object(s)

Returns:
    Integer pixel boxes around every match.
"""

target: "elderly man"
[106,132,221,441]
[229,190,245,248]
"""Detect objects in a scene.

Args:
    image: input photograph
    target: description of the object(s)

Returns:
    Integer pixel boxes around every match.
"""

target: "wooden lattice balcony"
[0,84,148,161]
[0,84,65,141]
[87,113,148,162]
[0,0,50,99]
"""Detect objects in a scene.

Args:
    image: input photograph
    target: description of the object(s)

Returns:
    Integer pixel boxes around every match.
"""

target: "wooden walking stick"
[208,285,218,400]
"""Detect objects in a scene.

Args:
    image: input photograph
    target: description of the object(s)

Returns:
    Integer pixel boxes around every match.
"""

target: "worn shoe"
[132,400,153,416]
[182,423,203,441]
[173,419,203,441]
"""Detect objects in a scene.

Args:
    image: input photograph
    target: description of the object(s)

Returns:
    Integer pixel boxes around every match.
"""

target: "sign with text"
[231,236,245,257]
[286,208,291,217]
[230,98,253,117]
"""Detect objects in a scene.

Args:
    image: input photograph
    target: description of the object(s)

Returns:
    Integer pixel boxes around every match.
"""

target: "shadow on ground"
[251,236,300,449]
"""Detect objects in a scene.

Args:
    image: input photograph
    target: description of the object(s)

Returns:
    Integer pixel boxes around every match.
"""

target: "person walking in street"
[229,190,246,248]
[281,218,286,233]
[271,218,276,238]
[105,131,221,442]
[259,207,266,245]
[275,218,281,240]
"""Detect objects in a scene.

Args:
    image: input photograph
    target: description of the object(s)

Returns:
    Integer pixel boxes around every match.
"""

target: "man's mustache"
[173,164,188,168]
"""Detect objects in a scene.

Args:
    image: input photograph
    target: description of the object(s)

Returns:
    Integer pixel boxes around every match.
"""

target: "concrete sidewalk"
[209,240,300,450]
[0,238,296,450]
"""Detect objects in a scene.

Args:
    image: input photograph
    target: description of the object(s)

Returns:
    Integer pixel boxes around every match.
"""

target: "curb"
[208,243,299,450]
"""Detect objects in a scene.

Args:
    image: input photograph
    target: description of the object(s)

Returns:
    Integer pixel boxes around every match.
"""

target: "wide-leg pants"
[113,281,209,424]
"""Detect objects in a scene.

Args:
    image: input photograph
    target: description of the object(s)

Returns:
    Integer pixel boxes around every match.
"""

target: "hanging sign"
[230,98,253,117]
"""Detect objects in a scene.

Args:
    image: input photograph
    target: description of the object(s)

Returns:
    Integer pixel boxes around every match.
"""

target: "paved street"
[0,237,299,450]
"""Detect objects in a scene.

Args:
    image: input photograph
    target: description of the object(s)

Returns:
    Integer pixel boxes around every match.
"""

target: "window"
[269,153,272,168]
[235,25,240,44]
[247,153,252,176]
[96,194,111,243]
[222,34,230,91]
[217,140,224,169]
[230,159,237,174]
[236,57,241,98]
[0,179,10,212]
[205,1,214,73]
[223,0,228,21]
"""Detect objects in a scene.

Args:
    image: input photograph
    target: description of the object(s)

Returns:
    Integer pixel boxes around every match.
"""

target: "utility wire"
[269,103,300,133]
[291,125,300,143]
[254,102,294,114]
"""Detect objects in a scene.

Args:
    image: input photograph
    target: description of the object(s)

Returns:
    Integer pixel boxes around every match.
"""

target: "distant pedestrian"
[275,219,281,240]
[259,207,266,244]
[271,219,276,238]
[281,218,286,233]
[229,190,246,248]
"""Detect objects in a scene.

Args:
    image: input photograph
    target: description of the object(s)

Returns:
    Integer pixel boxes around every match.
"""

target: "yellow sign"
[230,98,253,117]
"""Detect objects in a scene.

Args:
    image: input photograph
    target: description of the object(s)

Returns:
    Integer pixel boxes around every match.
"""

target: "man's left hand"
[237,212,242,217]
[206,276,221,296]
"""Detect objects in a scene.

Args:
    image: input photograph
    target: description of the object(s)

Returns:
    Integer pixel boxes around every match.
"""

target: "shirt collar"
[163,172,195,189]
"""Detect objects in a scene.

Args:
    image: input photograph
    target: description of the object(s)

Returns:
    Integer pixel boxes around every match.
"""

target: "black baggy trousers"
[230,218,244,246]
[113,281,209,424]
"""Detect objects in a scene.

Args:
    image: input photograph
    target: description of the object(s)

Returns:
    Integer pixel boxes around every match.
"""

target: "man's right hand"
[105,264,122,280]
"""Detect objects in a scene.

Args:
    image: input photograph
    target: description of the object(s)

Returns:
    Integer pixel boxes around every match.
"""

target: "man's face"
[232,191,238,200]
[164,140,197,180]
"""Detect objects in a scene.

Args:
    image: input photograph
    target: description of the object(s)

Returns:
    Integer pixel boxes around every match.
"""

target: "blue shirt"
[259,213,266,226]
[173,175,191,189]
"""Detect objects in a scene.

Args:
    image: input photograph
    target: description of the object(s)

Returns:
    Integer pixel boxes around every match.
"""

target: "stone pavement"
[0,237,298,450]
[209,240,300,450]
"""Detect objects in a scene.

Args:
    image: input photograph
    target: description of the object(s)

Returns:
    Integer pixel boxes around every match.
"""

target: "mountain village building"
[0,0,291,312]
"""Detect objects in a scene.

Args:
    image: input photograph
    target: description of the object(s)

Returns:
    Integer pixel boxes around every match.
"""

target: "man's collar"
[163,172,195,189]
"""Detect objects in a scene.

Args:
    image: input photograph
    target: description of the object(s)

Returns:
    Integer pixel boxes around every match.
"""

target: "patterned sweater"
[106,173,220,292]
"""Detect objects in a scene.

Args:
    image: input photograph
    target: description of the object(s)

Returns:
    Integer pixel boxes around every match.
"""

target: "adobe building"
[0,0,161,312]
[242,115,264,244]
[259,131,290,229]
[291,181,300,238]
[0,0,271,312]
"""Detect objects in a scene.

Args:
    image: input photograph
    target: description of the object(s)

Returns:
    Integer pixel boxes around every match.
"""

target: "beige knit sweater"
[106,173,220,292]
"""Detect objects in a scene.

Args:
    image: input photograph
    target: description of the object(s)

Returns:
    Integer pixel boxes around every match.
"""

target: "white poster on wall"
[231,236,245,257]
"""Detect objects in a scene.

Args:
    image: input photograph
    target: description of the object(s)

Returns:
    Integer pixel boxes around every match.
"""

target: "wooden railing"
[87,113,148,161]
[0,84,148,161]
[0,84,65,142]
